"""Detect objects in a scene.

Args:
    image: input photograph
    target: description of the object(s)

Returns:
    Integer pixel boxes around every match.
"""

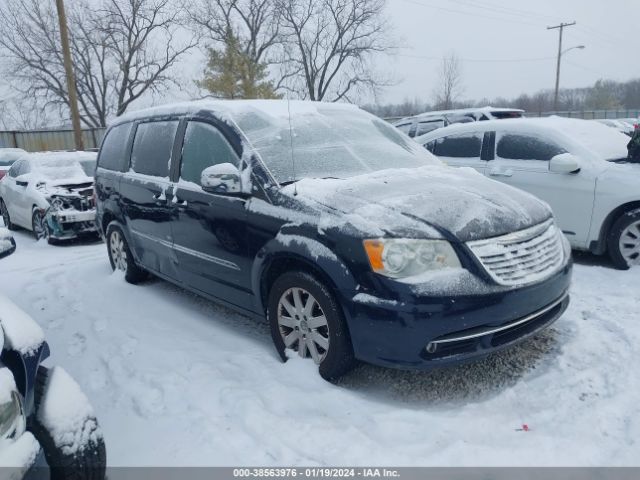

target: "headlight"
[363,238,461,278]
[0,370,26,442]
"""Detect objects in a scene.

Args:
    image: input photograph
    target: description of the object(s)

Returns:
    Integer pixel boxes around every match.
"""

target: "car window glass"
[497,133,567,161]
[396,123,413,135]
[99,122,133,171]
[131,121,179,177]
[416,120,444,136]
[180,122,239,185]
[433,133,483,158]
[7,160,21,177]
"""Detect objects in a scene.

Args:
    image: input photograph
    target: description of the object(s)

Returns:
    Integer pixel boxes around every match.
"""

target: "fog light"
[425,342,437,354]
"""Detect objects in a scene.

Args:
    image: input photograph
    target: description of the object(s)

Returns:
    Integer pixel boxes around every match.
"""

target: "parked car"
[593,119,634,136]
[0,148,27,181]
[416,117,640,269]
[0,151,97,243]
[95,100,571,379]
[394,107,524,138]
[0,228,106,479]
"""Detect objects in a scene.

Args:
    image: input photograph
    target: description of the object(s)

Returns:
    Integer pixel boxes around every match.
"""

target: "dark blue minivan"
[95,100,572,379]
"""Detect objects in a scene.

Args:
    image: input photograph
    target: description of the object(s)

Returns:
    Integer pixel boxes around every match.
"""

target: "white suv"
[416,117,640,269]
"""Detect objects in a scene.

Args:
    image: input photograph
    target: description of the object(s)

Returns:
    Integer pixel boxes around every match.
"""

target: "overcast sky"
[379,0,639,104]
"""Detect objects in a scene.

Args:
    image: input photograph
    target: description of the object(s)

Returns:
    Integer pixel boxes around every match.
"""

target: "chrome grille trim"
[466,219,565,286]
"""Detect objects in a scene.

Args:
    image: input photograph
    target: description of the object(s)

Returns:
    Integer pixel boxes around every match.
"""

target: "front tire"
[608,209,640,269]
[32,208,51,242]
[0,199,17,230]
[31,366,106,480]
[268,271,355,380]
[106,222,148,283]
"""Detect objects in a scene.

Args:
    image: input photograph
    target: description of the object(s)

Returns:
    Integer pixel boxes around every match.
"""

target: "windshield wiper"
[279,176,341,186]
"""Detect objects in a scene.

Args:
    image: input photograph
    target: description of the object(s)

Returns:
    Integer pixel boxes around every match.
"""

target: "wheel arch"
[590,201,640,255]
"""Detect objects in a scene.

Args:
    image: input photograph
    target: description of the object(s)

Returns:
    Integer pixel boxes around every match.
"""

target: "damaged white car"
[0,230,106,479]
[0,152,97,243]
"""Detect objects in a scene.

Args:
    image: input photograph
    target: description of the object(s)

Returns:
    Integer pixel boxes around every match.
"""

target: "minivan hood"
[288,166,552,242]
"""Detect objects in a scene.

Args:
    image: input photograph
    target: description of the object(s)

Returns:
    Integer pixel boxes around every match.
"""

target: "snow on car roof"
[0,148,27,164]
[115,99,360,125]
[416,116,630,161]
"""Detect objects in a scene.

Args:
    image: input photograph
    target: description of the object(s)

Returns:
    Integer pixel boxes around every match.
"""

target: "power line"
[397,53,555,63]
[397,0,544,28]
[454,0,562,23]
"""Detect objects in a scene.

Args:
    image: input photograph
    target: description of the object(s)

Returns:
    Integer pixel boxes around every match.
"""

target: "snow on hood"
[286,166,552,242]
[0,295,45,356]
[541,117,630,161]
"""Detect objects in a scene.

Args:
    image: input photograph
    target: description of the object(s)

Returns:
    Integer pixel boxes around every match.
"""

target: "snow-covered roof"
[415,116,630,161]
[0,148,27,164]
[394,107,524,125]
[114,99,360,125]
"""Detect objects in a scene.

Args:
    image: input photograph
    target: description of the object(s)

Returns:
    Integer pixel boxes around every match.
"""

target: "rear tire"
[608,209,640,270]
[1,199,17,230]
[30,366,106,480]
[106,222,148,283]
[268,270,355,381]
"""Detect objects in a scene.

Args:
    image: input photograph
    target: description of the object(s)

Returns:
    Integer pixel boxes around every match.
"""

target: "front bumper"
[46,209,97,240]
[341,259,572,370]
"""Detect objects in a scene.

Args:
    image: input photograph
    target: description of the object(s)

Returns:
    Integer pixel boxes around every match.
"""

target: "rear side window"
[180,122,239,185]
[416,120,444,136]
[131,121,179,177]
[98,123,133,171]
[497,134,566,161]
[396,123,413,135]
[433,133,483,158]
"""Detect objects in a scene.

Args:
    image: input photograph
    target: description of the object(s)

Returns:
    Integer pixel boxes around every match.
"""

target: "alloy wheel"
[1,203,9,226]
[109,230,128,271]
[618,220,640,266]
[32,211,49,240]
[277,287,330,364]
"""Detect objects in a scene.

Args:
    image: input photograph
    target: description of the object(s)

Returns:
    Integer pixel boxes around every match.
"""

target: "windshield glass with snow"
[233,106,440,184]
[32,158,92,181]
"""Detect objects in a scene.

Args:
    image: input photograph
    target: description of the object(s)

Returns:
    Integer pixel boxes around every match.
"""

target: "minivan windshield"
[232,105,441,184]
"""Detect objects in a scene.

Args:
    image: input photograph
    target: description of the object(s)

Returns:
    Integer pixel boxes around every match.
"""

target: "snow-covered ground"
[0,228,638,466]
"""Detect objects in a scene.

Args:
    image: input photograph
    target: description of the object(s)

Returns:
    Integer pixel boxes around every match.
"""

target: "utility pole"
[54,0,84,151]
[547,21,576,112]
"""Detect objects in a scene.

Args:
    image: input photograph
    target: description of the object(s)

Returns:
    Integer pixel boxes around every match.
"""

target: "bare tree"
[433,53,463,110]
[0,0,195,127]
[276,0,393,102]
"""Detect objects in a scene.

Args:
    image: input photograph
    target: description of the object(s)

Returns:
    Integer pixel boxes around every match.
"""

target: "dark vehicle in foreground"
[0,152,97,243]
[0,229,106,479]
[95,100,572,379]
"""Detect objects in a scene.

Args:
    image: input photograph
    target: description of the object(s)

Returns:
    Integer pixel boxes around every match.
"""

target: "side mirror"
[550,153,581,174]
[201,163,242,194]
[15,175,29,187]
[0,232,16,259]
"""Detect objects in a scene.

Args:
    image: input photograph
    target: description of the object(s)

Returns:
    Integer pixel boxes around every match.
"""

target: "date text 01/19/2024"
[232,469,400,478]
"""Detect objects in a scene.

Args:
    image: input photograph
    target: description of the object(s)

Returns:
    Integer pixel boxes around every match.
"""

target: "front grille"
[466,219,564,286]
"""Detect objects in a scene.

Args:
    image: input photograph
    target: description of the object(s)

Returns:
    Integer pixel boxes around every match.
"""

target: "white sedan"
[415,117,640,269]
[0,151,98,243]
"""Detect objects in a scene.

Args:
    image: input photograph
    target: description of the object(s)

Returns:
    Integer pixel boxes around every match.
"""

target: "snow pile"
[0,432,41,473]
[1,228,639,466]
[25,151,96,182]
[0,294,45,356]
[37,367,101,455]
